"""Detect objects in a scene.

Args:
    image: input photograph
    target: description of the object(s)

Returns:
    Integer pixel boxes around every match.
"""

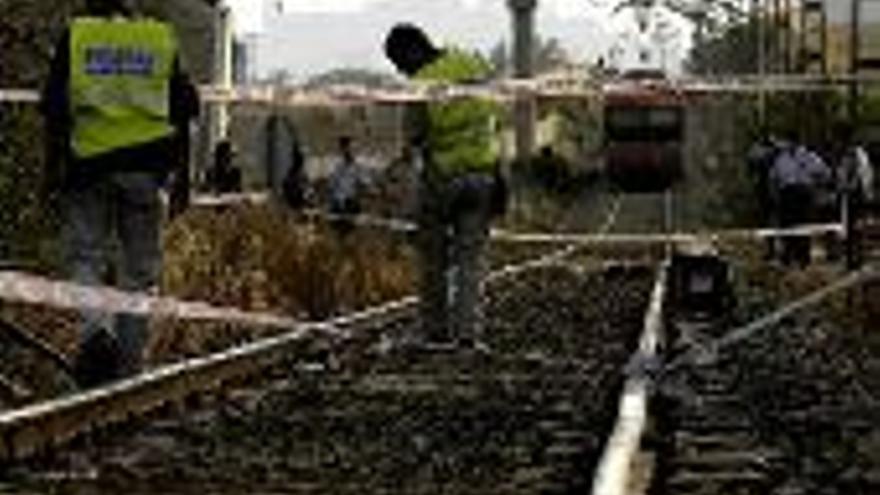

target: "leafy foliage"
[0,0,75,267]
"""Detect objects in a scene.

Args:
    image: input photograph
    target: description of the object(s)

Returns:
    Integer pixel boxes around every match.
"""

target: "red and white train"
[603,71,686,193]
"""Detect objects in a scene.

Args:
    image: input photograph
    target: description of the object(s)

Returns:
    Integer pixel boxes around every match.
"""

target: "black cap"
[384,23,441,76]
[85,0,132,16]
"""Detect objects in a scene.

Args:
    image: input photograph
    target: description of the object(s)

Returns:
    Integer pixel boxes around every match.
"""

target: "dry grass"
[153,203,416,362]
[1,204,417,378]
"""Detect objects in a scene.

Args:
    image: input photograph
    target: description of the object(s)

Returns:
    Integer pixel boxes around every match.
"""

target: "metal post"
[821,3,828,75]
[850,0,861,128]
[846,0,863,272]
[784,0,792,72]
[844,188,860,270]
[799,0,807,72]
[772,0,780,72]
[206,3,233,184]
[508,0,537,164]
[756,0,766,124]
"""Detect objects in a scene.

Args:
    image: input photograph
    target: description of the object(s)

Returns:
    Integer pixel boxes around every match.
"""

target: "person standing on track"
[747,132,781,260]
[42,0,199,387]
[835,123,875,268]
[770,137,831,267]
[384,23,505,350]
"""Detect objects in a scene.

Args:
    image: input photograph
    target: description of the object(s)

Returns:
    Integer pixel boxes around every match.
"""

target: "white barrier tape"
[200,80,572,105]
[0,89,40,103]
[0,228,580,334]
[488,196,624,283]
[319,212,417,233]
[7,73,880,107]
[493,223,844,245]
[187,194,843,246]
[0,270,304,330]
[1,80,590,107]
[190,192,271,208]
[665,263,880,373]
[188,197,419,232]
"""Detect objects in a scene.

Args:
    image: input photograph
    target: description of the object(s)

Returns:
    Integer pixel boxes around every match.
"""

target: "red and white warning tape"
[188,193,845,244]
[0,270,304,330]
[5,73,880,108]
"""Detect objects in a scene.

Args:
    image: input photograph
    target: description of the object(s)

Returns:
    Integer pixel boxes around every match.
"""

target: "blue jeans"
[63,172,162,375]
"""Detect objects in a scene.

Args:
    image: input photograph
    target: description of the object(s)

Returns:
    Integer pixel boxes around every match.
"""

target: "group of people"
[42,0,503,387]
[748,126,875,267]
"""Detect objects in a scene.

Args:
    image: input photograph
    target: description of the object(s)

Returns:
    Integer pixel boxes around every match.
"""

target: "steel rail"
[0,295,411,462]
[664,263,880,373]
[592,261,669,495]
[0,235,609,463]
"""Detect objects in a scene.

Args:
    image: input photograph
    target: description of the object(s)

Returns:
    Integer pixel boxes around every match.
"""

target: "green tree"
[611,0,745,34]
[610,0,747,71]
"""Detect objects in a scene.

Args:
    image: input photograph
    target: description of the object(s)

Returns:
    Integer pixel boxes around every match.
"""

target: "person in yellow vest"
[384,23,506,350]
[42,0,199,387]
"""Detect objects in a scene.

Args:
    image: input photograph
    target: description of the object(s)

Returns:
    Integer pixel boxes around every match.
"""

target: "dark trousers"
[63,171,162,382]
[417,174,493,343]
[778,185,813,267]
[329,198,361,236]
[754,179,777,260]
[844,192,865,269]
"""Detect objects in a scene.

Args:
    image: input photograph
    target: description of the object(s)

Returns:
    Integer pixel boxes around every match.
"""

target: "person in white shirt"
[770,138,831,266]
[835,124,875,267]
[327,136,371,233]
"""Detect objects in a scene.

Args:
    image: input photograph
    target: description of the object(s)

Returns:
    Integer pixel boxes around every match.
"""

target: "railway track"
[651,271,880,495]
[0,260,659,494]
[0,194,641,468]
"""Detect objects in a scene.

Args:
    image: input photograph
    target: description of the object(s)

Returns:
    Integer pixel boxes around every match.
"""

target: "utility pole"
[202,1,234,185]
[756,0,767,127]
[213,3,233,145]
[850,0,861,128]
[771,0,780,72]
[508,0,537,164]
[784,0,792,72]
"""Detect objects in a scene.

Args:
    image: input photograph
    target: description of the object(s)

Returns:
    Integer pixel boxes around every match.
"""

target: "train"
[603,71,686,193]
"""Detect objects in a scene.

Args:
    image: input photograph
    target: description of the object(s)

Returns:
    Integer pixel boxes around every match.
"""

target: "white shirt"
[329,158,369,206]
[839,145,875,201]
[771,145,830,188]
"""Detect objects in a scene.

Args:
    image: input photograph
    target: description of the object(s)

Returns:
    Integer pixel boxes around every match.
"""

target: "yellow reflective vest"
[415,49,499,178]
[69,17,177,159]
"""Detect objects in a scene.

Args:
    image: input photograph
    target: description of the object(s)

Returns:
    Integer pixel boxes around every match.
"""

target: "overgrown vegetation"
[163,205,416,320]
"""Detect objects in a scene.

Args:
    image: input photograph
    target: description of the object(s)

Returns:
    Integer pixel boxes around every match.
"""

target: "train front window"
[648,107,683,141]
[606,106,682,142]
[606,107,647,141]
